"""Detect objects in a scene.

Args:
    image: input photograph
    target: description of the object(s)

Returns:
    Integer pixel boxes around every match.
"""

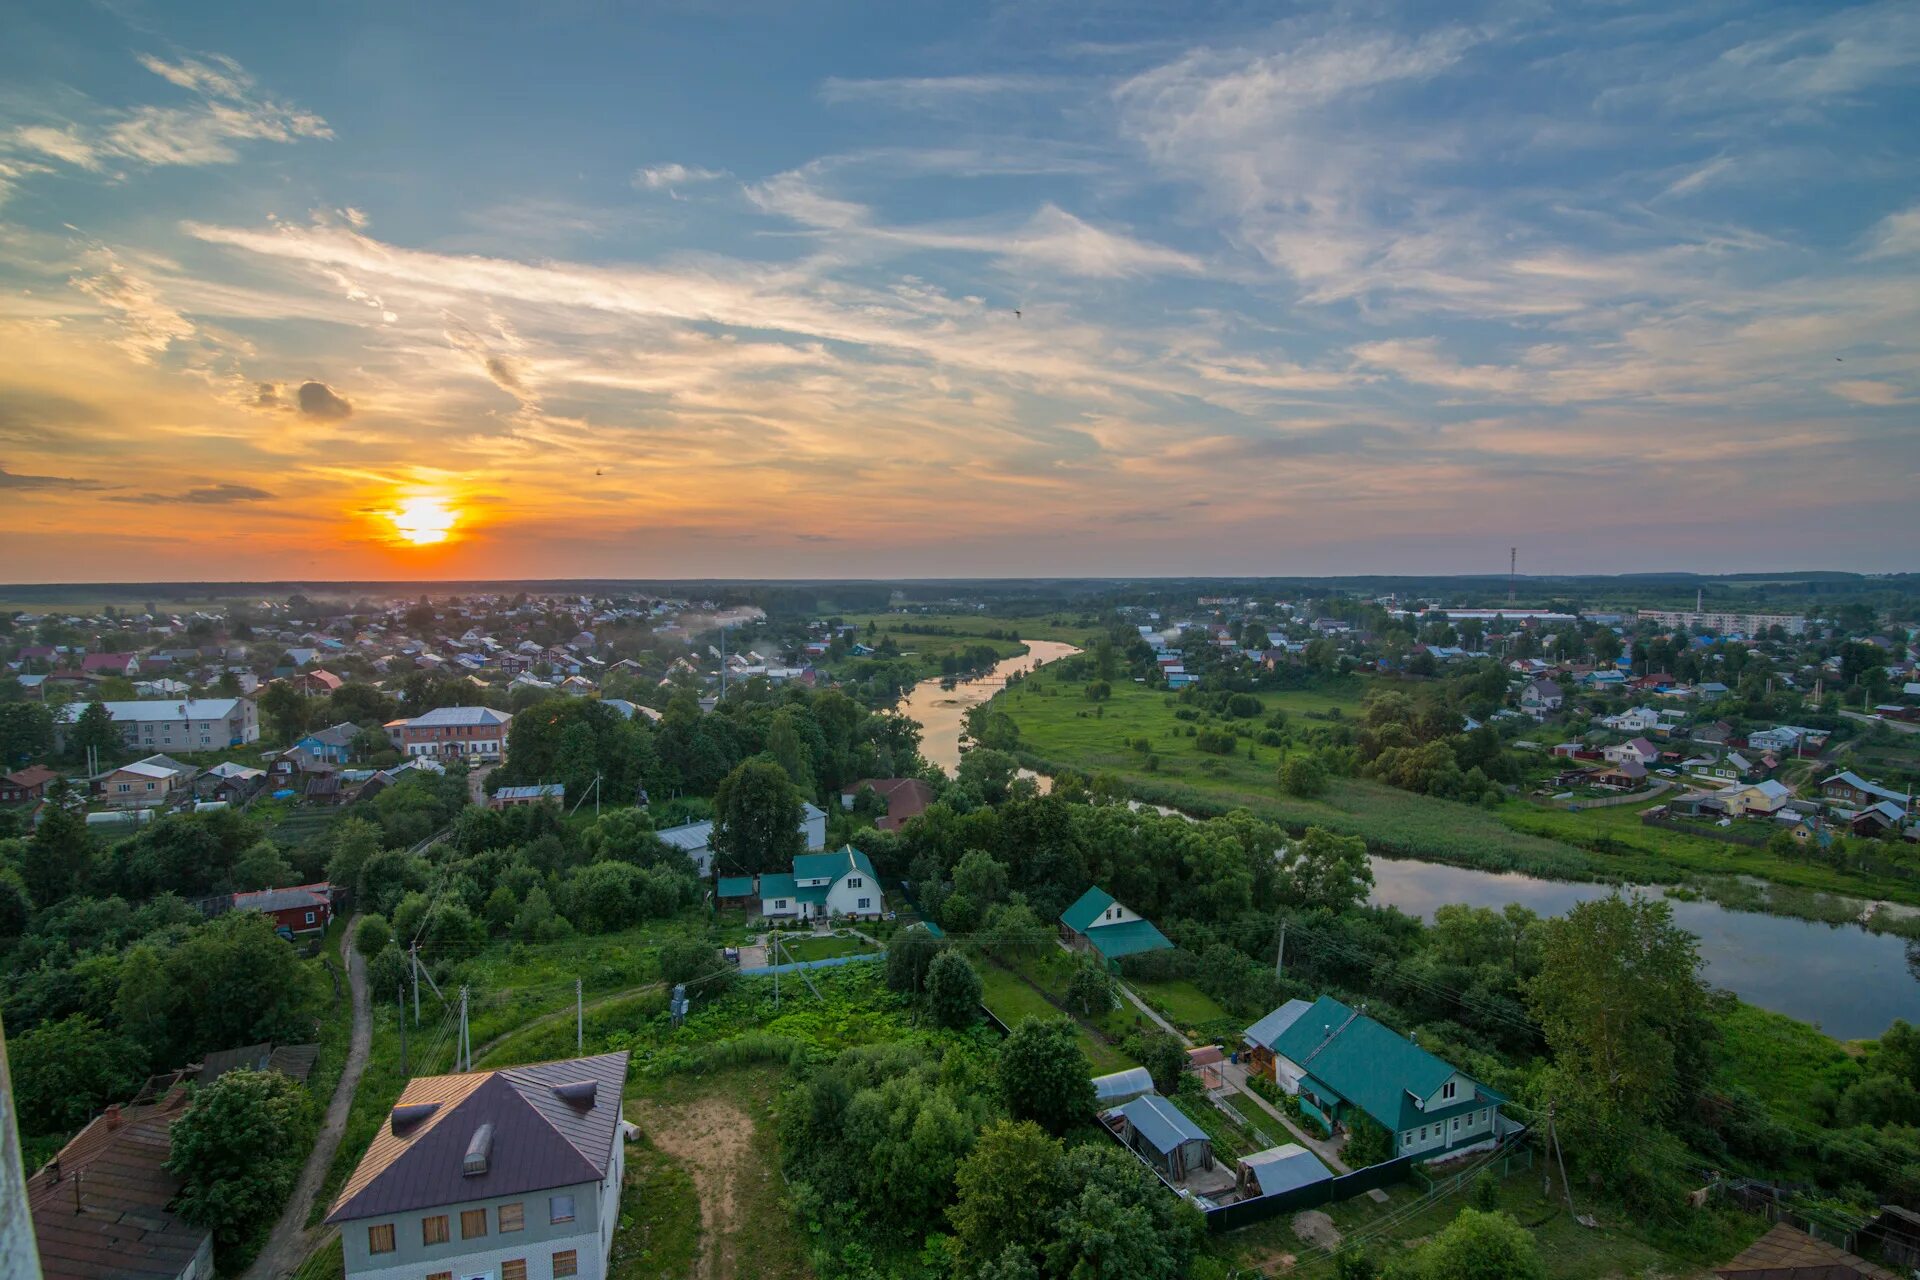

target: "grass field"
[1132,978,1231,1030]
[998,670,1920,909]
[1713,1001,1861,1126]
[841,610,1098,647]
[978,962,1133,1073]
[777,933,882,962]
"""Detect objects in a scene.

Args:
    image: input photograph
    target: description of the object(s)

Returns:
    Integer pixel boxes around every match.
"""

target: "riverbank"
[991,672,1920,937]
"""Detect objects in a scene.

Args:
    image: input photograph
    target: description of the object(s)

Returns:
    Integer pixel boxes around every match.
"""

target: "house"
[1236,1143,1334,1200]
[839,777,935,832]
[100,755,197,809]
[328,1052,631,1280]
[491,783,566,810]
[1820,771,1908,812]
[1602,737,1659,767]
[54,697,258,753]
[77,651,141,677]
[293,722,362,764]
[1601,707,1662,734]
[196,761,265,804]
[191,1041,320,1085]
[1242,998,1314,1088]
[383,706,513,759]
[27,1086,214,1280]
[1692,720,1734,746]
[1245,995,1505,1161]
[290,669,345,696]
[2,763,60,805]
[715,875,757,908]
[1726,779,1792,817]
[1059,886,1173,970]
[660,802,825,879]
[758,846,884,920]
[1851,801,1910,838]
[1519,679,1563,715]
[232,882,336,935]
[1714,1223,1899,1280]
[1593,759,1648,789]
[1114,1093,1214,1183]
[1695,682,1730,700]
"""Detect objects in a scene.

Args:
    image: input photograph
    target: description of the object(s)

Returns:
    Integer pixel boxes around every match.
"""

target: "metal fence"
[1203,1155,1417,1233]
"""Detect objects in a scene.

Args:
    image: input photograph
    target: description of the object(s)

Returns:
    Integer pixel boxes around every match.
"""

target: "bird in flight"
[1014,309,1022,320]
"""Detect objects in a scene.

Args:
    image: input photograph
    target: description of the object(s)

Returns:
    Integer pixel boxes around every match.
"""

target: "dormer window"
[1441,1080,1457,1101]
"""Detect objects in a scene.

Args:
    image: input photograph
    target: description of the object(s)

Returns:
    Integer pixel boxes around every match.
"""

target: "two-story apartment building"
[329,1052,631,1280]
[758,846,884,920]
[53,697,258,754]
[383,706,513,759]
[1242,996,1505,1162]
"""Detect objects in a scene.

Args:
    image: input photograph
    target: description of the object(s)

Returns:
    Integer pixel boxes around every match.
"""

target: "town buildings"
[1059,887,1173,970]
[383,706,513,759]
[1636,608,1808,636]
[758,846,885,920]
[52,698,257,754]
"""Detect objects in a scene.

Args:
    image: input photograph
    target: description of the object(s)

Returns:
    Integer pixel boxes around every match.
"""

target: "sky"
[0,0,1915,583]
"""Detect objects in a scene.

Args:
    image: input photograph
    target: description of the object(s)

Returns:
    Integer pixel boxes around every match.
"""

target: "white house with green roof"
[758,847,884,920]
[1246,995,1505,1163]
[1059,886,1173,971]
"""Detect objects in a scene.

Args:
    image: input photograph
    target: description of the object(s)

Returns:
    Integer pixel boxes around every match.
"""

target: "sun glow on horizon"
[387,494,459,546]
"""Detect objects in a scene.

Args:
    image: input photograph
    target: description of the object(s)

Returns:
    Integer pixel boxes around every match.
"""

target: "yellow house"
[1725,779,1790,816]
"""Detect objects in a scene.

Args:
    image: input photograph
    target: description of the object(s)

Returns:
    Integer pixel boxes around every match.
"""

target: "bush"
[925,950,982,1029]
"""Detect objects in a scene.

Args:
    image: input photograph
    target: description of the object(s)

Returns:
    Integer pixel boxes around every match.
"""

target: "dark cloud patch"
[485,356,527,395]
[254,382,282,408]
[109,483,274,505]
[0,466,104,491]
[297,380,352,419]
[0,390,108,442]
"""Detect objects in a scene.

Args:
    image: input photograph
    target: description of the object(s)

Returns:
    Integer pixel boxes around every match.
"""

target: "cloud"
[0,465,103,490]
[296,380,353,419]
[634,163,726,190]
[819,74,1063,106]
[1862,204,1920,259]
[67,249,196,362]
[0,50,329,188]
[109,482,274,504]
[1827,380,1908,406]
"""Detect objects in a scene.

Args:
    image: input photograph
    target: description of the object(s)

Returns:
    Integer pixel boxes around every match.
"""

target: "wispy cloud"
[634,162,727,191]
[0,465,103,491]
[819,73,1064,106]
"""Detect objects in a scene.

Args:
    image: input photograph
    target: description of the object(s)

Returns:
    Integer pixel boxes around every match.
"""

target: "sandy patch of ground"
[630,1097,756,1280]
[1293,1209,1343,1252]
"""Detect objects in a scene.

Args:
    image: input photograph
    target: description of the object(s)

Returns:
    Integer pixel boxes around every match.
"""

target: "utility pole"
[1274,922,1286,977]
[575,978,583,1053]
[1509,547,1517,605]
[411,943,420,1025]
[772,931,780,1010]
[1544,1101,1578,1218]
[458,986,469,1072]
[398,983,409,1075]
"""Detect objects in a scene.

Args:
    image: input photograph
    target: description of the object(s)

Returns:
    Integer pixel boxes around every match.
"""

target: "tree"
[957,747,1019,804]
[1418,1208,1546,1280]
[885,926,946,995]
[324,816,383,898]
[949,1120,1064,1272]
[711,757,804,875]
[659,937,726,988]
[953,848,1010,907]
[8,1013,144,1135]
[257,682,310,743]
[1275,826,1372,913]
[0,701,53,767]
[159,911,317,1064]
[230,840,296,891]
[1135,1031,1189,1095]
[167,1069,316,1251]
[925,949,982,1028]
[1280,752,1329,798]
[999,1016,1094,1134]
[1066,958,1116,1017]
[1046,1143,1204,1279]
[22,803,91,907]
[354,914,392,957]
[68,700,122,764]
[1342,1113,1394,1167]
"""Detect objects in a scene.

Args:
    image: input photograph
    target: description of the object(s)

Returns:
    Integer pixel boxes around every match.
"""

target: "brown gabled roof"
[28,1090,210,1280]
[4,764,60,788]
[1715,1223,1897,1280]
[326,1051,629,1224]
[843,777,935,831]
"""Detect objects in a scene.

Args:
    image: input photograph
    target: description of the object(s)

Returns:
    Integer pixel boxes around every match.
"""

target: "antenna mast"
[1508,547,1517,605]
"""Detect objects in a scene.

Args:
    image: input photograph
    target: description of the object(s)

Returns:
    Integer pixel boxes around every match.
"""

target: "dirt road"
[242,915,371,1280]
[628,1096,757,1280]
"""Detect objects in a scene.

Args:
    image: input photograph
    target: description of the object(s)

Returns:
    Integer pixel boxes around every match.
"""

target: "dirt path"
[243,914,372,1280]
[628,1097,757,1280]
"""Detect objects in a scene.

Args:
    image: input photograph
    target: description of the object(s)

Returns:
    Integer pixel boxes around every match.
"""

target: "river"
[896,638,1081,775]
[904,641,1919,1039]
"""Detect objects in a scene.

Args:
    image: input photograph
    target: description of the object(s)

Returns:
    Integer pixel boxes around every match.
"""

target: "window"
[422,1214,450,1245]
[117,783,131,793]
[857,898,871,910]
[461,1208,487,1239]
[552,1252,578,1279]
[428,1273,452,1280]
[1403,1133,1413,1148]
[1419,1126,1427,1140]
[367,1224,396,1254]
[549,1195,575,1224]
[847,877,862,888]
[502,1263,527,1280]
[305,911,317,924]
[1452,1117,1461,1133]
[774,899,787,910]
[1441,1080,1457,1101]
[498,1200,524,1233]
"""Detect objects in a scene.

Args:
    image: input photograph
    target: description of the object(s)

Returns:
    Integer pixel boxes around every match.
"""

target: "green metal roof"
[1273,995,1502,1133]
[716,876,755,898]
[1082,917,1172,960]
[758,872,798,899]
[1060,885,1118,933]
[792,846,877,883]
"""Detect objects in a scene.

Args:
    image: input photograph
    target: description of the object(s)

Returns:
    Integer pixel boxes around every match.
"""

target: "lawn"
[1132,978,1231,1031]
[1713,1001,1861,1126]
[777,932,882,962]
[978,963,1133,1073]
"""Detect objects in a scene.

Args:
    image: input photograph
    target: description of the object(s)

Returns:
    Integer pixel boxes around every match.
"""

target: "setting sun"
[389,495,459,546]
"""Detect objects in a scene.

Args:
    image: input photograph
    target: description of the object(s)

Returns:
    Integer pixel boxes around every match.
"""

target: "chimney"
[105,1104,122,1129]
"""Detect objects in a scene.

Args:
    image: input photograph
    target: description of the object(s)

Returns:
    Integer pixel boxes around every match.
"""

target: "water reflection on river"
[1370,857,1920,1040]
[896,639,1080,775]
